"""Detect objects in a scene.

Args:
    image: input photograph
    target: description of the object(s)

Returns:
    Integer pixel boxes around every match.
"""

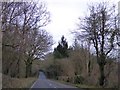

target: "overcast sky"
[42,0,119,49]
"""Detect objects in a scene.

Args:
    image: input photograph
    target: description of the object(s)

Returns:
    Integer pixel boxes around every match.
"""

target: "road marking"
[30,79,38,88]
[49,83,52,86]
[49,83,57,88]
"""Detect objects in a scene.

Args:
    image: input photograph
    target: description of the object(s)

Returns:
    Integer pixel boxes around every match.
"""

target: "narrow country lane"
[30,71,82,89]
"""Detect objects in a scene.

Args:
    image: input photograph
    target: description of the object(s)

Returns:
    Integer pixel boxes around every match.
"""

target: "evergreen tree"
[54,36,68,58]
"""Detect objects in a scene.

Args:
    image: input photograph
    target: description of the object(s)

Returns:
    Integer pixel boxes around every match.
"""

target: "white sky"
[42,0,119,49]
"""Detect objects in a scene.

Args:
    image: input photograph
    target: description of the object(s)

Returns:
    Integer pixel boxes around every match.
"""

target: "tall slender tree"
[74,2,119,86]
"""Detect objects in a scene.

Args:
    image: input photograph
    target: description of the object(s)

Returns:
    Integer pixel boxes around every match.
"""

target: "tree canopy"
[74,2,119,86]
[54,36,68,59]
[2,2,53,78]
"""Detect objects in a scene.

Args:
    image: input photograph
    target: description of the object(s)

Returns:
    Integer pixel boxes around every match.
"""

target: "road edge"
[30,78,38,88]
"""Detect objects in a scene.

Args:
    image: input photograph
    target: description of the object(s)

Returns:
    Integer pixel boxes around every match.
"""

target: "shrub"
[74,75,85,84]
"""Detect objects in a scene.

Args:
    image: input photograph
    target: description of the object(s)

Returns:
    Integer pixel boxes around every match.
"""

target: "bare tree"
[2,2,53,78]
[74,2,119,86]
[24,29,53,77]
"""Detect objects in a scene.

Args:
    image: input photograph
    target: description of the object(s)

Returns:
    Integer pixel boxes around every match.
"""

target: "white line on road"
[49,83,52,86]
[30,79,38,88]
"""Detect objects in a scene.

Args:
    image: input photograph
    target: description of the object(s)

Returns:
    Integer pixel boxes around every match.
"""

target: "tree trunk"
[16,57,20,78]
[99,64,105,87]
[97,53,106,87]
[25,63,32,78]
[88,60,91,76]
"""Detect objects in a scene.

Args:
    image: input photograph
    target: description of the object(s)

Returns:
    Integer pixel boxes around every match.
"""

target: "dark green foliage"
[74,75,84,84]
[54,36,69,58]
[45,64,62,79]
[66,77,70,82]
[53,48,63,58]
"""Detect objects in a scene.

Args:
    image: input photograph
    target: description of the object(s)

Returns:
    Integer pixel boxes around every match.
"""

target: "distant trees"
[74,2,119,86]
[54,36,69,58]
[45,36,69,80]
[2,2,53,78]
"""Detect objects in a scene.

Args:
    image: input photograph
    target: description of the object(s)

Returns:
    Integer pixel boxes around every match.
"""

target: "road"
[31,71,77,88]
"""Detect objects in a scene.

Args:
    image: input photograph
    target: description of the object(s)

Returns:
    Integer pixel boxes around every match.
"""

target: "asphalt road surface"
[31,71,77,88]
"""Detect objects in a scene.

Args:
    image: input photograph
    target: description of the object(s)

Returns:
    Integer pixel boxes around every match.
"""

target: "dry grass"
[75,84,97,88]
[0,73,2,89]
[2,74,37,88]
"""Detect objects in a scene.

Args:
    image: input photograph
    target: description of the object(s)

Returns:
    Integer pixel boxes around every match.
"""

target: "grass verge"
[50,79,76,87]
[2,74,37,88]
[50,79,97,88]
[75,84,97,88]
[52,79,118,90]
[50,79,110,89]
